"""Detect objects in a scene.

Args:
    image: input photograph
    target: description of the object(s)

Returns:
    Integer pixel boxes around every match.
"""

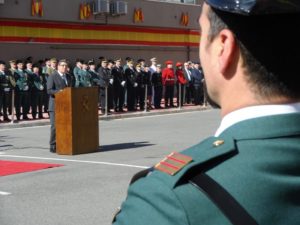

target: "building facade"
[0,0,202,64]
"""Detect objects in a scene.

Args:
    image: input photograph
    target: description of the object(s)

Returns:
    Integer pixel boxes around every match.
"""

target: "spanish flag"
[31,0,43,17]
[180,12,189,26]
[80,3,84,20]
[138,8,144,22]
[134,8,144,23]
[80,3,92,20]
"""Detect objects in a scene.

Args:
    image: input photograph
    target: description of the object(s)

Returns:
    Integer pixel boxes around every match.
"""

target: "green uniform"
[113,113,300,225]
[73,66,81,87]
[78,69,92,87]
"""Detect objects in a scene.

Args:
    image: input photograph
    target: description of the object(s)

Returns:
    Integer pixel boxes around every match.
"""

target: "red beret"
[176,62,183,67]
[165,60,173,65]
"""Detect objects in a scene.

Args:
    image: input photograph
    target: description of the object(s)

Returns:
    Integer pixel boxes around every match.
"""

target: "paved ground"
[0,104,208,129]
[0,108,221,225]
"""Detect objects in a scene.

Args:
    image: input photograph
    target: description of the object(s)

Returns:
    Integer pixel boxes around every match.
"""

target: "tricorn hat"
[205,0,300,15]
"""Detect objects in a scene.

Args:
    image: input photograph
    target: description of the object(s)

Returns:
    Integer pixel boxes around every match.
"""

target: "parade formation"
[0,57,206,122]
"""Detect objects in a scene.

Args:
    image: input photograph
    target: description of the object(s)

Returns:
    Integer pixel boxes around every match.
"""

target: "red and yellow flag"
[80,2,92,20]
[31,0,43,17]
[180,12,189,26]
[133,8,144,23]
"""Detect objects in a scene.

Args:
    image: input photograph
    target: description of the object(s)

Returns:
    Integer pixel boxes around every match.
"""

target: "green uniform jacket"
[113,113,300,225]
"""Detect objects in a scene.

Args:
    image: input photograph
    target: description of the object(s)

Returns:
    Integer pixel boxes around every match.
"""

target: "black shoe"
[50,146,56,153]
[4,117,11,122]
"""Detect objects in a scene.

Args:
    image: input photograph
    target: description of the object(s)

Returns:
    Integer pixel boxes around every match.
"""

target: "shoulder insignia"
[154,152,193,176]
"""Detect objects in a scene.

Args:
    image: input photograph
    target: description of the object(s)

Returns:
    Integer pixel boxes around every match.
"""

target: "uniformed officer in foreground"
[112,1,300,225]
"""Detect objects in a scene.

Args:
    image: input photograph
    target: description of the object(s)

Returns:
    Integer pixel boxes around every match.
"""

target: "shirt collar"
[58,71,65,77]
[215,102,300,137]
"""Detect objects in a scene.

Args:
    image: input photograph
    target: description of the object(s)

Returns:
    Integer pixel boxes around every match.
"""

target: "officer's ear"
[216,29,237,76]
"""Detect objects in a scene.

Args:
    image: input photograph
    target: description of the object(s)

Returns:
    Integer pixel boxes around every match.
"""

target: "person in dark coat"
[0,61,12,122]
[191,62,204,105]
[47,59,72,153]
[29,64,45,119]
[14,60,30,120]
[112,58,125,112]
[151,64,163,109]
[183,61,194,104]
[124,60,137,111]
[98,59,114,114]
[135,64,146,111]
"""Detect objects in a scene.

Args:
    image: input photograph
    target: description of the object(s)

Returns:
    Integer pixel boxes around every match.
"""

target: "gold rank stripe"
[155,152,193,176]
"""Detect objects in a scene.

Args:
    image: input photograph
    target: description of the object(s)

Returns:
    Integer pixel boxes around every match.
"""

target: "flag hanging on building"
[133,8,144,23]
[79,2,92,20]
[31,0,43,17]
[180,12,189,26]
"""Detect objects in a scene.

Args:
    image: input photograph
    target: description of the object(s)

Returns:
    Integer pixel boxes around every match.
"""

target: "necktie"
[186,69,191,81]
[62,75,68,86]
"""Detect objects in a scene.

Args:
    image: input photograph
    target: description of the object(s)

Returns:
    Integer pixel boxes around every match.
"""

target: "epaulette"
[154,152,193,176]
[153,136,238,188]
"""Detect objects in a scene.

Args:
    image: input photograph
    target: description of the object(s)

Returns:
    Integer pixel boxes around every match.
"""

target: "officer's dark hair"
[206,7,300,99]
[76,58,84,64]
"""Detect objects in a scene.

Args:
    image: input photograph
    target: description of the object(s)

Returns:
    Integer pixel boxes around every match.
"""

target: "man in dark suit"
[191,62,204,105]
[47,59,72,153]
[183,61,194,104]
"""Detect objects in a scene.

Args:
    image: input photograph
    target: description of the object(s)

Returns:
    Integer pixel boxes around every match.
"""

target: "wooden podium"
[55,87,99,155]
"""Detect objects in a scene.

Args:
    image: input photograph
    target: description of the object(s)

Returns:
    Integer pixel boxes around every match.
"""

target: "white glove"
[109,79,113,84]
[134,82,138,87]
[121,81,126,86]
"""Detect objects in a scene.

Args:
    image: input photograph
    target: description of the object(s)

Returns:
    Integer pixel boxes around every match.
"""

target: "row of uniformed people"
[59,57,204,113]
[71,58,162,113]
[0,60,48,122]
[1,57,204,121]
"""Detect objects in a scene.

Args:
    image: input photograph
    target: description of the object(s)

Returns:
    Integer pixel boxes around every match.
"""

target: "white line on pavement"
[0,191,11,196]
[113,110,202,121]
[0,154,149,169]
[0,125,50,132]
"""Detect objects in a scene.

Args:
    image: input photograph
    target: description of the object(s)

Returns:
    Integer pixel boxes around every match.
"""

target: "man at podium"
[47,59,72,153]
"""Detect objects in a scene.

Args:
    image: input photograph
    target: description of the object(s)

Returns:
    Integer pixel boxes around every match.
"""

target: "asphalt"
[0,104,210,129]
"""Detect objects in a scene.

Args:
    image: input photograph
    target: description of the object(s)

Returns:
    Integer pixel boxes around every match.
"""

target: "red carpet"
[0,160,64,176]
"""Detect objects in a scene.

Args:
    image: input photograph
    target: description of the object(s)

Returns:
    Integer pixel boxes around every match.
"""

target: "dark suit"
[191,68,204,105]
[112,66,125,111]
[98,67,114,113]
[47,71,72,151]
[183,68,194,104]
